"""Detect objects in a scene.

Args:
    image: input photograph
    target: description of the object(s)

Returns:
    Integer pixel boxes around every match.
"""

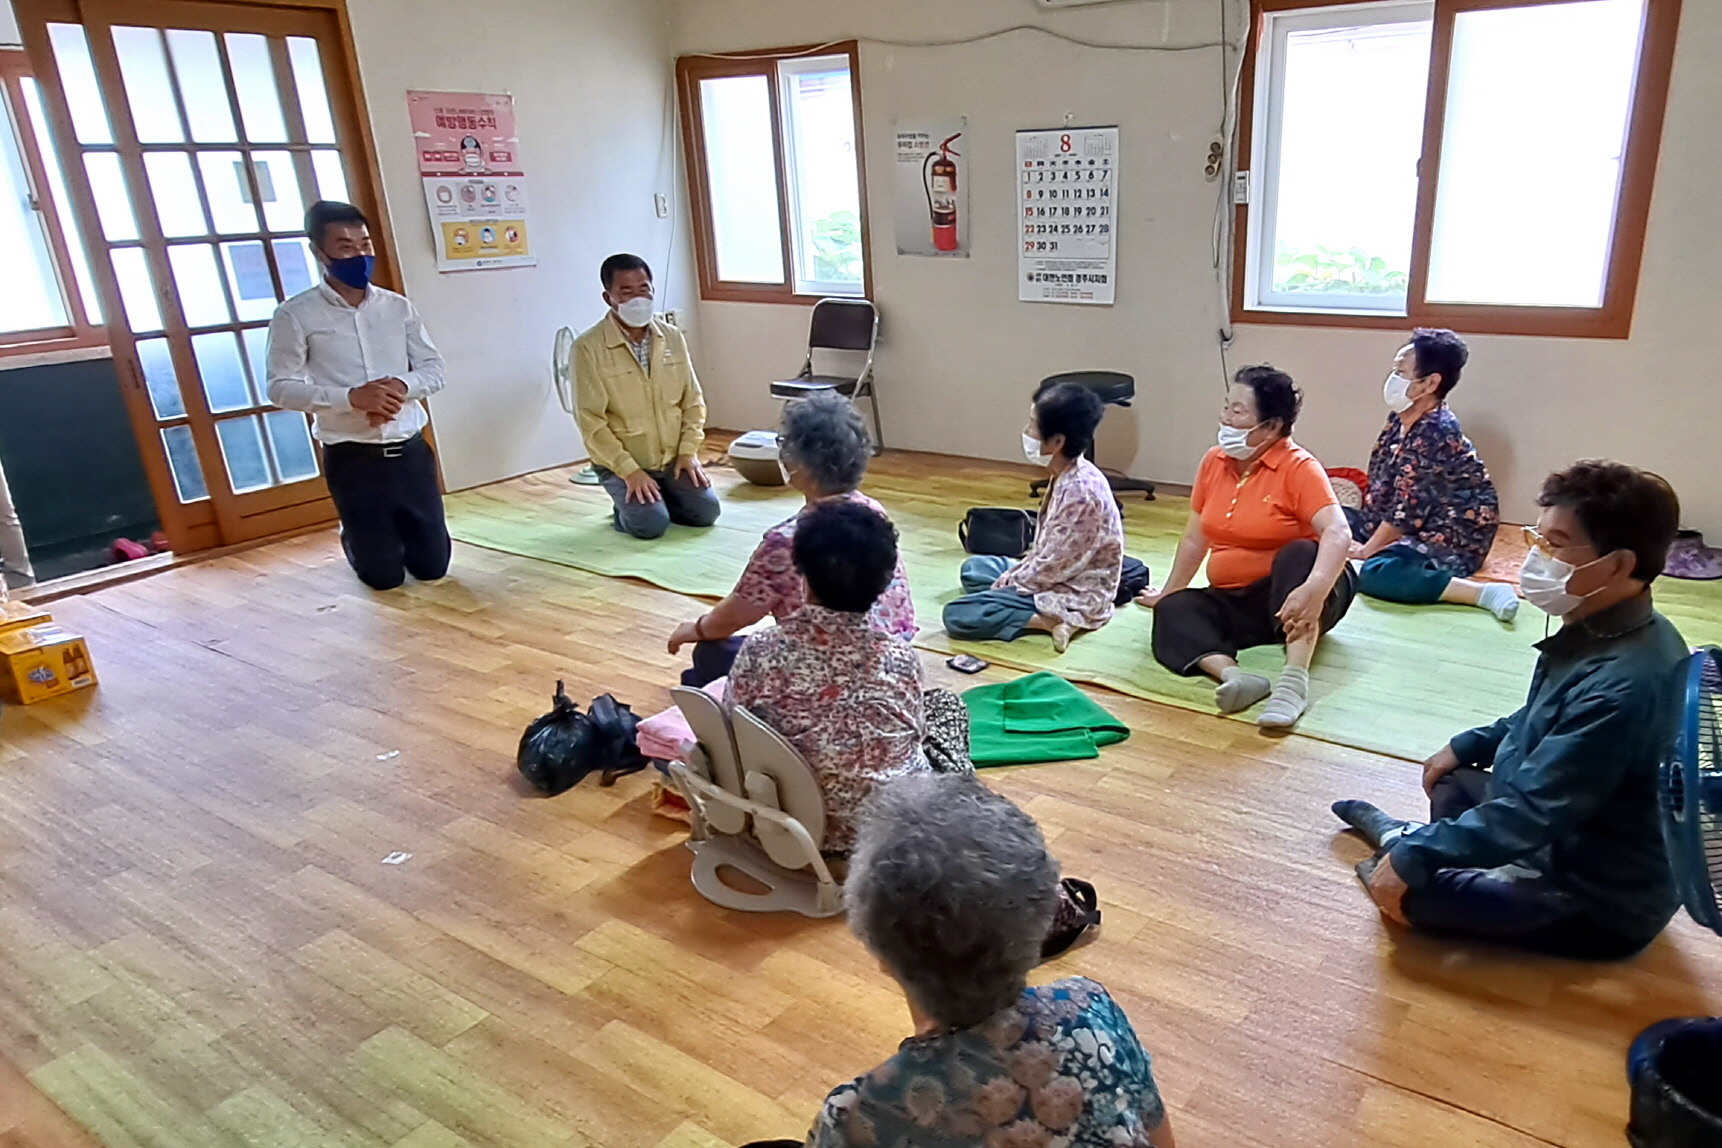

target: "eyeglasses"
[1523,525,1593,560]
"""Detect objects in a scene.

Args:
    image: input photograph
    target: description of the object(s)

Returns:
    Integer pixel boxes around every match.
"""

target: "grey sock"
[1330,800,1413,849]
[1477,583,1520,624]
[1257,665,1311,730]
[1215,666,1273,713]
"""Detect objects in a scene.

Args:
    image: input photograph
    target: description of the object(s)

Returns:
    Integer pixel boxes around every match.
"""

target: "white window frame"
[776,52,864,299]
[1244,0,1434,316]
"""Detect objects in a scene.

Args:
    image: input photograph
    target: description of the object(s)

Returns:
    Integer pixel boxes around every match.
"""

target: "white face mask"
[615,296,654,328]
[1383,372,1416,414]
[1519,547,1605,618]
[1217,422,1257,460]
[1022,432,1053,468]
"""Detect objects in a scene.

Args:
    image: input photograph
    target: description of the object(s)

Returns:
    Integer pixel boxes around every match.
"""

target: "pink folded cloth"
[636,678,727,762]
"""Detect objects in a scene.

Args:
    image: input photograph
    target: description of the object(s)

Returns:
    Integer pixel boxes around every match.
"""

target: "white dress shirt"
[265,280,446,445]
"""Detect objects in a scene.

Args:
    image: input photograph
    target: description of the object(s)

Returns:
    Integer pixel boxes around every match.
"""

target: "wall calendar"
[1016,126,1118,305]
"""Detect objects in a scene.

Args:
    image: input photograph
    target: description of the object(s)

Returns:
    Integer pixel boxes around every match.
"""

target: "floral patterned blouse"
[727,606,930,854]
[995,457,1124,630]
[1356,405,1500,577]
[733,492,918,640]
[809,977,1165,1148]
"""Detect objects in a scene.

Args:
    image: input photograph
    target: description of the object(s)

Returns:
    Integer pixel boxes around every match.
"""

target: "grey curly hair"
[777,391,872,495]
[845,774,1060,1030]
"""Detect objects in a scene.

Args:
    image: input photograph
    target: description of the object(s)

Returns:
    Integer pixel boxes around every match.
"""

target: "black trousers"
[1402,767,1653,960]
[1151,539,1357,674]
[322,434,451,591]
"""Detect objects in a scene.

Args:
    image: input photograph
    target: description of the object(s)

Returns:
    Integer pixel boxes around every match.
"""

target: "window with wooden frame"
[0,48,106,356]
[677,43,870,304]
[1234,0,1682,339]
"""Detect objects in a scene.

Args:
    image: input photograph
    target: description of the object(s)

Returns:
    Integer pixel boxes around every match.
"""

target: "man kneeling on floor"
[572,254,719,539]
[1332,460,1686,960]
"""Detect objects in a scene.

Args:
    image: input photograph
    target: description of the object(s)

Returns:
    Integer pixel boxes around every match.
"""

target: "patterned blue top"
[809,978,1164,1148]
[1357,405,1499,576]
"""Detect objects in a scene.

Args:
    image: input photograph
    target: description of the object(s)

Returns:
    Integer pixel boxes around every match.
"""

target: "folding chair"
[770,298,882,452]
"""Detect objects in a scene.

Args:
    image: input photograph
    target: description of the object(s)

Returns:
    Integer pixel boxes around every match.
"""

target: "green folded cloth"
[963,671,1131,766]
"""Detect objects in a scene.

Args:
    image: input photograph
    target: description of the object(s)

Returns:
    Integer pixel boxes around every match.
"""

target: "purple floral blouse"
[809,977,1165,1148]
[1356,405,1499,577]
[995,457,1124,630]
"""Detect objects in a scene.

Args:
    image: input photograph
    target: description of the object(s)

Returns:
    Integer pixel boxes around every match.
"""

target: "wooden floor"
[3,451,1720,1148]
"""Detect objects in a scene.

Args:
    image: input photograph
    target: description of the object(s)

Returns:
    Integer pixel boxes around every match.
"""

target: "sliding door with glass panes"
[16,0,393,550]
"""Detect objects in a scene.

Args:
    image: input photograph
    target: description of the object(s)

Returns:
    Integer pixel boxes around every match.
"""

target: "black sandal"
[1041,877,1102,960]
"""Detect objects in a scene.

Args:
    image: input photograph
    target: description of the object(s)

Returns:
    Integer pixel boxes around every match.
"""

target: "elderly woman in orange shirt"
[1137,366,1356,730]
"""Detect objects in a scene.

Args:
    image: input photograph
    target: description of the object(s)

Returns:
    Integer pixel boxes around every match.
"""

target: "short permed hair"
[778,392,872,495]
[1410,328,1469,398]
[600,253,652,290]
[1031,379,1105,459]
[305,200,368,250]
[1538,461,1680,583]
[846,774,1060,1030]
[1233,364,1302,435]
[792,498,897,613]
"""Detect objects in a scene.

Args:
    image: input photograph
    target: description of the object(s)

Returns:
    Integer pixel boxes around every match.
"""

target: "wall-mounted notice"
[1016,126,1117,304]
[894,119,967,257]
[407,91,535,272]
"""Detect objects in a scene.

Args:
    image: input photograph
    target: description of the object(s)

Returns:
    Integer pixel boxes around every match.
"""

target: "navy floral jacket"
[1356,405,1499,576]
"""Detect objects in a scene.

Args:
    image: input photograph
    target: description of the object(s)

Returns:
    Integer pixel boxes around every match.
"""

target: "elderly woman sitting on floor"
[667,391,915,688]
[726,499,934,855]
[808,773,1176,1148]
[1138,365,1355,731]
[942,380,1124,653]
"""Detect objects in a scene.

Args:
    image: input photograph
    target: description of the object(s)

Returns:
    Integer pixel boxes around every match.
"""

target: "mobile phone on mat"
[946,654,989,674]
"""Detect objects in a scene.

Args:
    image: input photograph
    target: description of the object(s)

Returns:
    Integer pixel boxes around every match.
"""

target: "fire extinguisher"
[923,133,962,252]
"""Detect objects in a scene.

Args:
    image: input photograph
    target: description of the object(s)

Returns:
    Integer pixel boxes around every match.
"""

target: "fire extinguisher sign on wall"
[894,119,968,258]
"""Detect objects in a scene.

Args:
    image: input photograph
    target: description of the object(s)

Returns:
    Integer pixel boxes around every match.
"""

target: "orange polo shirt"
[1191,438,1338,589]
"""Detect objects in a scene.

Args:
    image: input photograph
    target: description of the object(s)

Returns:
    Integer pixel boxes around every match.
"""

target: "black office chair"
[1029,370,1156,501]
[770,298,882,453]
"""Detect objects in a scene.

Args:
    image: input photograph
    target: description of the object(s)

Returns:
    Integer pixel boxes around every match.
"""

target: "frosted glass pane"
[1267,18,1430,304]
[252,151,303,232]
[161,424,208,502]
[310,149,348,202]
[111,26,183,144]
[220,241,281,320]
[286,37,337,144]
[144,152,207,237]
[216,415,272,492]
[21,80,101,323]
[197,151,261,233]
[47,24,112,145]
[0,92,67,332]
[110,247,162,332]
[135,337,185,419]
[782,60,861,291]
[167,243,234,327]
[241,325,271,396]
[165,30,238,143]
[191,330,254,412]
[1425,0,1647,307]
[699,74,785,284]
[224,33,287,143]
[264,409,318,482]
[84,152,138,242]
[272,238,316,297]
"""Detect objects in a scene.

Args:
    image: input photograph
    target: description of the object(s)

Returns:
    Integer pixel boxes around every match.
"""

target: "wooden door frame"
[14,0,400,553]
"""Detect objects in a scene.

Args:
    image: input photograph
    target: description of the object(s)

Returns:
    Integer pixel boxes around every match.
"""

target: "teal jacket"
[1390,592,1687,943]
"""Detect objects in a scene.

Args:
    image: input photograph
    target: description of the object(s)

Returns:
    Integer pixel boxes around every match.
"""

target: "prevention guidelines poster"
[1016,126,1117,304]
[406,91,536,272]
[893,119,967,257]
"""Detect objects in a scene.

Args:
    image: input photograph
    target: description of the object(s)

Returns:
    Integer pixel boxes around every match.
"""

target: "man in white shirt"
[266,200,450,590]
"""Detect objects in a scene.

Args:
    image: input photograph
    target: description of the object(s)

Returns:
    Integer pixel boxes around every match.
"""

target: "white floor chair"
[666,686,843,918]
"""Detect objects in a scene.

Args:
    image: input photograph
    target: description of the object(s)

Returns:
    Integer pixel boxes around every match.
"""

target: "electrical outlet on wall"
[654,193,669,219]
[1203,140,1224,182]
[660,309,679,328]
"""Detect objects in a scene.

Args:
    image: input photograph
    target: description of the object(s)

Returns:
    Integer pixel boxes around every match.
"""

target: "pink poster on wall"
[406,91,535,271]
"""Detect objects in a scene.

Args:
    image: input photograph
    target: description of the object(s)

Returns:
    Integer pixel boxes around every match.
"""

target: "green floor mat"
[445,467,1722,762]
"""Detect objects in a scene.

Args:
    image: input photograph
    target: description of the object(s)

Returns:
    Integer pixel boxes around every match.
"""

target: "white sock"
[1258,665,1311,730]
[1477,583,1519,624]
[1215,666,1272,713]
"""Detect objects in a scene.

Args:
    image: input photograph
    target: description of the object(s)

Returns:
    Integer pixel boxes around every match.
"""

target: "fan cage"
[1664,647,1722,934]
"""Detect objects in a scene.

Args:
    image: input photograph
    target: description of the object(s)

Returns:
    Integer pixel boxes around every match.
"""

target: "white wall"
[673,0,1722,532]
[347,0,696,491]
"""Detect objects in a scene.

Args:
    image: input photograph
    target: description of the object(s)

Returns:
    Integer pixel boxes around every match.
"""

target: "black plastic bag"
[516,682,650,796]
[1114,556,1151,606]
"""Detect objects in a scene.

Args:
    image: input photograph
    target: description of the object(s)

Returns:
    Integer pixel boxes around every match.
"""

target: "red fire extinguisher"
[923,133,962,252]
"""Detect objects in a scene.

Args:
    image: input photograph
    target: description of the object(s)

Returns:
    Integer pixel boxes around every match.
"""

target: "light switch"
[654,193,669,219]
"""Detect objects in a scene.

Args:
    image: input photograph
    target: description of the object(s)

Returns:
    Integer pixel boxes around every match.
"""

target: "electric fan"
[1662,645,1722,935]
[1627,646,1722,1146]
[553,325,601,485]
